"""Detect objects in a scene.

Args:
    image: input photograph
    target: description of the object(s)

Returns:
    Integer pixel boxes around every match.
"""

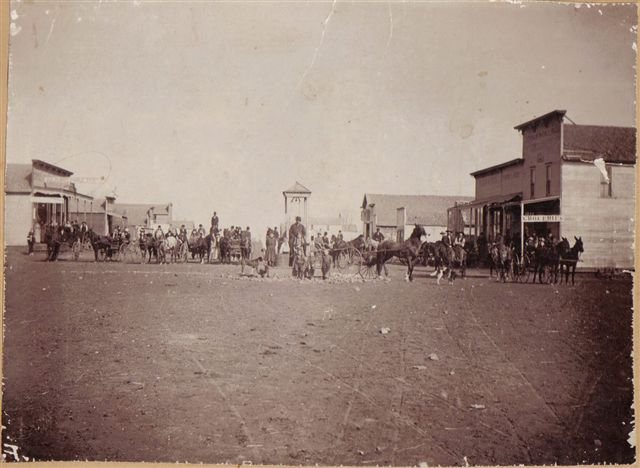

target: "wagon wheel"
[358,250,379,280]
[335,248,351,270]
[332,247,357,275]
[72,239,82,261]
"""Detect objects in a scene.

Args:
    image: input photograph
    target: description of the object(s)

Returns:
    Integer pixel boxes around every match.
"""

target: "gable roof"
[32,159,74,177]
[283,181,311,194]
[111,203,171,226]
[562,124,636,164]
[5,163,32,193]
[514,110,566,131]
[362,194,474,227]
[470,158,523,177]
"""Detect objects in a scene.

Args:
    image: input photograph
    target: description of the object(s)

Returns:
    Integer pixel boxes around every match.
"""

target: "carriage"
[228,239,243,263]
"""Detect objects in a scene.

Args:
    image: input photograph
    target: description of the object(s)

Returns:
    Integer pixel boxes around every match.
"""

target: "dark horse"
[218,236,232,264]
[425,241,467,284]
[141,234,163,264]
[489,241,512,282]
[558,236,584,285]
[375,224,426,281]
[533,241,560,284]
[188,235,208,263]
[87,230,114,261]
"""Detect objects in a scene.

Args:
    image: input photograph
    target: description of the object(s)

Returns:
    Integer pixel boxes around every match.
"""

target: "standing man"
[211,211,219,230]
[241,226,252,260]
[197,224,206,237]
[372,228,385,243]
[288,216,306,267]
[27,229,35,255]
[80,221,89,243]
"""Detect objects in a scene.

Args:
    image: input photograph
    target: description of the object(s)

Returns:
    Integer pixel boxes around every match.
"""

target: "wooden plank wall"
[561,163,635,269]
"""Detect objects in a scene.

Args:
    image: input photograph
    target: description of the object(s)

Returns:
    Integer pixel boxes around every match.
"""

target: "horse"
[205,233,217,263]
[425,241,467,284]
[218,236,231,264]
[532,241,559,284]
[558,236,584,285]
[375,224,427,281]
[489,241,512,282]
[188,235,208,263]
[142,234,162,264]
[160,236,180,263]
[87,230,114,262]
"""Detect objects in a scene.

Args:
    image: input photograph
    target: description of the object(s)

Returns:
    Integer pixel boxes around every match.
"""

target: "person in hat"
[288,216,306,267]
[441,230,454,260]
[154,225,164,241]
[211,211,219,230]
[372,227,385,243]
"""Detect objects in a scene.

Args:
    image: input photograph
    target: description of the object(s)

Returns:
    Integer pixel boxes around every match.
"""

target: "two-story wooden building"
[449,110,635,269]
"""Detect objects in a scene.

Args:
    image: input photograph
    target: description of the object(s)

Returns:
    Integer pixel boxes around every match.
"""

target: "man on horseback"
[441,230,455,262]
[453,232,465,263]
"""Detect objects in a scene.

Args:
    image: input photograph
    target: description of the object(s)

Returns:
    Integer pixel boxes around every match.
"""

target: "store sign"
[522,214,563,223]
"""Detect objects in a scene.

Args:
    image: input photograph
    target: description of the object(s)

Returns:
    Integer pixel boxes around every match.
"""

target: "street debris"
[380,327,391,335]
[470,404,486,410]
[428,353,439,361]
[412,365,427,370]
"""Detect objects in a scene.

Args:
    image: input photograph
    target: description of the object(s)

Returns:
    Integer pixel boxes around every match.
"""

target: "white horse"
[161,236,179,263]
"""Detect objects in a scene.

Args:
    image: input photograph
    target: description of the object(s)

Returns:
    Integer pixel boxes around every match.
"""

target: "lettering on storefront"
[522,214,563,223]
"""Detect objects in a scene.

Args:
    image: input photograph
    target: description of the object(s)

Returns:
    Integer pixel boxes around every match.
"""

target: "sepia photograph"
[1,0,636,465]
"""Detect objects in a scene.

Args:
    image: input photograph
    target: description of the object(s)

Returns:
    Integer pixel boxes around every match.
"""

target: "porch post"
[520,201,524,257]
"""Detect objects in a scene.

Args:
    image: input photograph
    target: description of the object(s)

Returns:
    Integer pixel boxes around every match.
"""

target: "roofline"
[561,155,636,166]
[514,110,566,131]
[470,158,523,177]
[362,193,474,199]
[32,159,74,177]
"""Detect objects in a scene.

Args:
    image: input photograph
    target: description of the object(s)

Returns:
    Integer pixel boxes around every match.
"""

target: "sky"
[6,0,637,234]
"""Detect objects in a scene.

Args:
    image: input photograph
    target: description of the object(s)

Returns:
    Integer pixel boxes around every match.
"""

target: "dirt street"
[2,248,634,465]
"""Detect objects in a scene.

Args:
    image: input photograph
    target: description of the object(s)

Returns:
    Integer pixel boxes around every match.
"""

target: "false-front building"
[449,110,635,269]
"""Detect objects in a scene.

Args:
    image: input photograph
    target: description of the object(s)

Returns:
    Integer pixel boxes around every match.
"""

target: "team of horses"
[344,225,584,285]
[489,236,584,285]
[45,227,223,265]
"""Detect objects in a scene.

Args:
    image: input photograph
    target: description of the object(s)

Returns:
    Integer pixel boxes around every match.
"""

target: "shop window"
[545,164,551,196]
[600,166,613,198]
[530,166,536,198]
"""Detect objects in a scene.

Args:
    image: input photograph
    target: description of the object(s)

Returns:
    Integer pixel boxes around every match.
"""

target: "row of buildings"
[360,110,636,270]
[6,110,635,270]
[4,159,189,245]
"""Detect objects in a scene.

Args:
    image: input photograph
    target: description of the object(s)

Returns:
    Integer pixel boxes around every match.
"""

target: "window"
[545,164,552,196]
[530,167,536,198]
[600,165,613,198]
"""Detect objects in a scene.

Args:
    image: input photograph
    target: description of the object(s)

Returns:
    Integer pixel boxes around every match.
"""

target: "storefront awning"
[452,193,522,210]
[523,195,560,205]
[32,196,63,204]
